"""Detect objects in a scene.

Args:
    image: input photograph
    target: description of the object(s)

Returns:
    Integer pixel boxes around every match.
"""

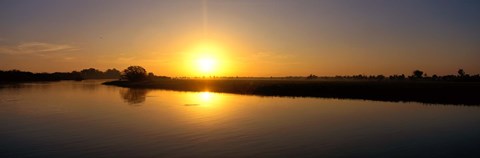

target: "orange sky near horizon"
[1,0,479,77]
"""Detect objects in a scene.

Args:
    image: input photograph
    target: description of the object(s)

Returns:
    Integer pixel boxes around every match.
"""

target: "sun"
[182,40,232,76]
[197,57,216,73]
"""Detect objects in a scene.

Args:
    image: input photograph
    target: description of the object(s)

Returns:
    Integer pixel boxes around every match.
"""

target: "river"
[1,80,479,157]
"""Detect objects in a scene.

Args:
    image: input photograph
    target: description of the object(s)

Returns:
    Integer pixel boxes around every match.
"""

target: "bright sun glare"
[185,41,231,76]
[199,91,212,102]
[197,58,216,73]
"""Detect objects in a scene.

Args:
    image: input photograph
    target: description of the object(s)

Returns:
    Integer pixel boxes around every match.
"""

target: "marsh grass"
[104,79,480,105]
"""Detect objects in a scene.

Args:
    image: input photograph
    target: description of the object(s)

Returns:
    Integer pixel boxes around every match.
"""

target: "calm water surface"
[1,80,479,158]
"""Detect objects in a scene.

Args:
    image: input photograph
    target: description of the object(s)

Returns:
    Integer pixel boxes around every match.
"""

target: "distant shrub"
[458,69,465,77]
[412,70,424,78]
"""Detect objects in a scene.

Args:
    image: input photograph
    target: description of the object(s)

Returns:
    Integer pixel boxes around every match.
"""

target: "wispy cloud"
[0,42,78,55]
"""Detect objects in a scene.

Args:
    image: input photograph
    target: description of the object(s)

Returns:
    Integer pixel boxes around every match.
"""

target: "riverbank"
[103,79,480,105]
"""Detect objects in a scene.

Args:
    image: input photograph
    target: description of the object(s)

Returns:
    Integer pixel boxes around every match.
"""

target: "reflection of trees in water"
[119,88,149,105]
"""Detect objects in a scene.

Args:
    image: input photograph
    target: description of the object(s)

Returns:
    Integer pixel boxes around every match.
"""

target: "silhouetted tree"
[148,72,155,77]
[306,74,318,79]
[71,71,84,80]
[389,74,406,80]
[458,69,465,77]
[413,70,424,78]
[105,69,121,79]
[122,66,147,82]
[376,75,386,80]
[80,68,103,79]
[147,72,156,80]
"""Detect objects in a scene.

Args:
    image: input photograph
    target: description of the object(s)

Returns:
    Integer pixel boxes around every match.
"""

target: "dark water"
[1,80,479,158]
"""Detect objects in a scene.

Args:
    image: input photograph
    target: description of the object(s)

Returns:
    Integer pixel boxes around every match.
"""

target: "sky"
[1,0,479,76]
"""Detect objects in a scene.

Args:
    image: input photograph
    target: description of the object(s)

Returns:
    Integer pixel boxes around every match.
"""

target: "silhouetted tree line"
[2,67,479,83]
[305,69,480,82]
[0,68,121,82]
[79,68,121,79]
[306,74,318,79]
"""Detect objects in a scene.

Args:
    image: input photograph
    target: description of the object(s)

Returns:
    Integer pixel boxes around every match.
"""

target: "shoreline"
[103,79,480,105]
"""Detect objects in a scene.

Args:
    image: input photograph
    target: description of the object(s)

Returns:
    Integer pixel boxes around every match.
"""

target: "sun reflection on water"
[182,91,217,107]
[199,91,212,102]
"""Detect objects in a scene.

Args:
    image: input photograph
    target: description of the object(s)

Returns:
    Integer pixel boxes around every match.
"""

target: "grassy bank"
[103,79,480,105]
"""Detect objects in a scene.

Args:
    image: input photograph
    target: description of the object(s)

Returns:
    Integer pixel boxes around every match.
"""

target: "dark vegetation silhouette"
[306,74,318,79]
[0,66,170,83]
[458,69,465,77]
[412,70,424,79]
[120,66,170,82]
[80,68,121,79]
[122,66,147,82]
[105,67,480,105]
[105,69,122,78]
[0,68,121,83]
